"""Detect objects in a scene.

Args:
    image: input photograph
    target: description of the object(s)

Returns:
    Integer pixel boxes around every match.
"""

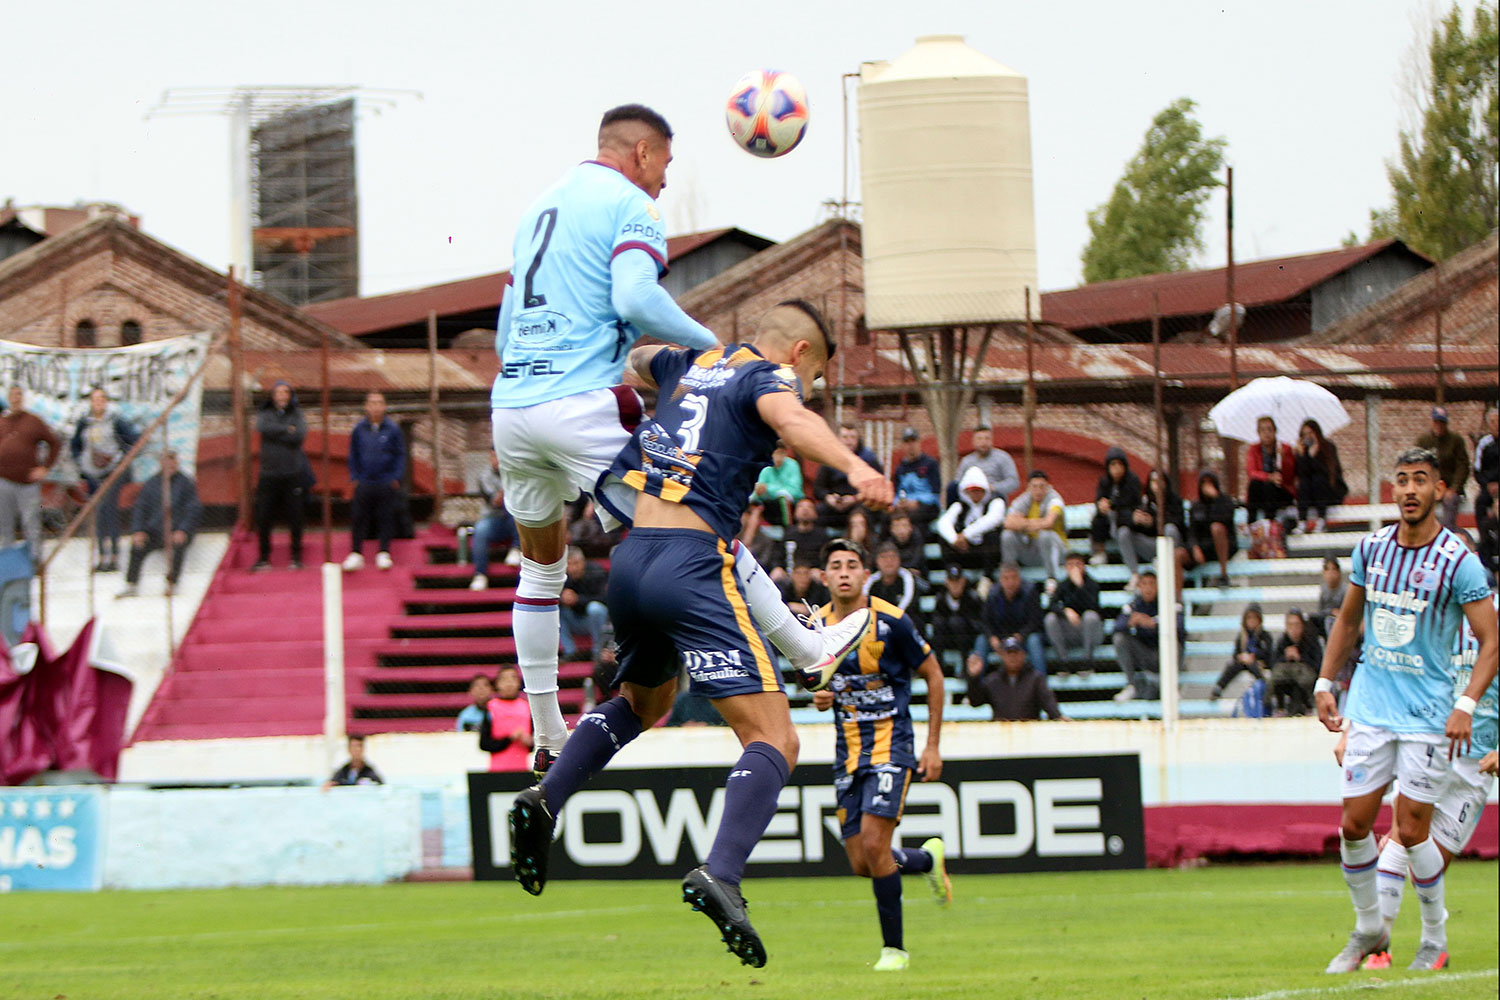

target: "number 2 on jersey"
[678,393,709,452]
[523,208,559,308]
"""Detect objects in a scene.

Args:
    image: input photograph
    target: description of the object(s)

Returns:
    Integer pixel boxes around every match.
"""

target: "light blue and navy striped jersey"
[816,597,932,775]
[1346,524,1492,733]
[1451,593,1499,759]
[492,162,668,410]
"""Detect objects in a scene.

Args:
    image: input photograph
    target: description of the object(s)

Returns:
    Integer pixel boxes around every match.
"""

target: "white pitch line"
[1224,968,1497,1000]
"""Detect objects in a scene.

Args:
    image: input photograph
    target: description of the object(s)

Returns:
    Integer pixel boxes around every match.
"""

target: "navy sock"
[538,697,642,810]
[892,847,933,874]
[873,872,903,949]
[705,741,790,886]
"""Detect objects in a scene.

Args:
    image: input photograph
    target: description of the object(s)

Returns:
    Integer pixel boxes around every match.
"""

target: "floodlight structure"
[147,86,418,304]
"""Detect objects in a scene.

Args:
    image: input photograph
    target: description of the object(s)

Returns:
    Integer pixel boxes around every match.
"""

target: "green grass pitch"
[1,862,1495,1000]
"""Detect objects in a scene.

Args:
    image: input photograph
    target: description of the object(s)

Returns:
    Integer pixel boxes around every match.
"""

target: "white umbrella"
[1208,377,1351,445]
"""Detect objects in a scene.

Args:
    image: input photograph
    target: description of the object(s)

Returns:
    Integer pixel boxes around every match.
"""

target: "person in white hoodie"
[935,465,1007,570]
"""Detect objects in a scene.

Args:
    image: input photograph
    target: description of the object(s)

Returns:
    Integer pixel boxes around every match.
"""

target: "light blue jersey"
[1346,524,1492,733]
[1451,593,1499,759]
[491,162,668,409]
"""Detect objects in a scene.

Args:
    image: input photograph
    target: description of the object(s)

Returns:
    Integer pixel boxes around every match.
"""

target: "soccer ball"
[724,70,809,158]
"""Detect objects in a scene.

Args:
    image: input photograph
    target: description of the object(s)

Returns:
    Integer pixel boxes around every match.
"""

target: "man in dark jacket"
[1110,570,1183,701]
[253,380,309,571]
[970,562,1047,675]
[890,427,941,525]
[812,422,882,529]
[1089,446,1141,567]
[929,565,985,673]
[71,387,138,572]
[1044,551,1103,673]
[1416,406,1470,530]
[117,450,201,597]
[1270,607,1323,716]
[560,545,609,663]
[884,510,926,571]
[1180,470,1238,587]
[342,391,406,572]
[1476,406,1499,578]
[965,637,1064,721]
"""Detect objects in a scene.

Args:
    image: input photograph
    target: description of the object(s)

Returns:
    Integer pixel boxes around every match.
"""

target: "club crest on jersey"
[645,201,660,221]
[1372,607,1417,649]
[1408,566,1439,591]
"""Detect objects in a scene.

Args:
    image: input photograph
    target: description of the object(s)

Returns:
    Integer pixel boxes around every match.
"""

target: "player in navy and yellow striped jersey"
[812,538,949,973]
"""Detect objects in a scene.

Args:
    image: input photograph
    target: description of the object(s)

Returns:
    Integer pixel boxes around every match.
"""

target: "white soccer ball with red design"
[725,70,809,158]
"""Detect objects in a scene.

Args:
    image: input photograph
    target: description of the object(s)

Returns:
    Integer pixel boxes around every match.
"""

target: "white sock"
[1340,832,1382,935]
[732,540,820,669]
[1406,837,1447,948]
[514,555,569,751]
[1376,840,1408,937]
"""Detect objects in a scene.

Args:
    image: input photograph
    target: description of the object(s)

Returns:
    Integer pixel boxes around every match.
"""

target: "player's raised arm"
[916,653,944,781]
[757,393,893,511]
[1315,581,1365,732]
[1450,596,1500,749]
[610,250,720,351]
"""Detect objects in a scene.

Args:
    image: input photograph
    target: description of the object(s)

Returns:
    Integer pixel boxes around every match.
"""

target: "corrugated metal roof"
[304,228,761,336]
[1039,240,1426,330]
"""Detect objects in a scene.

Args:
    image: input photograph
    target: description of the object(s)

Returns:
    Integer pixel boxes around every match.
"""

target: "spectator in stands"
[1474,405,1498,529]
[929,565,985,675]
[469,450,518,590]
[884,510,926,572]
[567,497,624,559]
[1245,415,1297,533]
[891,427,941,525]
[956,425,1019,503]
[965,636,1065,721]
[778,559,830,618]
[1127,469,1186,593]
[1313,557,1346,640]
[251,381,309,572]
[1179,470,1237,588]
[1208,603,1272,702]
[322,735,383,788]
[1417,406,1469,530]
[813,421,880,529]
[845,508,873,552]
[342,391,405,573]
[865,541,923,619]
[560,546,609,663]
[1111,570,1180,702]
[666,667,726,727]
[116,450,200,599]
[479,666,534,772]
[750,440,803,527]
[936,466,1007,570]
[1089,447,1141,568]
[1292,419,1344,533]
[1002,469,1067,590]
[773,497,828,581]
[739,508,779,573]
[1044,551,1103,675]
[971,562,1047,676]
[0,385,61,563]
[456,673,495,732]
[1270,607,1322,716]
[71,387,138,573]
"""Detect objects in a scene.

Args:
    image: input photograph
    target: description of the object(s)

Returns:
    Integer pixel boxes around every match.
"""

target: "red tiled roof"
[304,228,758,336]
[1040,240,1426,330]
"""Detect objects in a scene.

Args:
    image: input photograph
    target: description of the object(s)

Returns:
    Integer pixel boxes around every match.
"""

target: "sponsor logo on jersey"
[680,366,737,391]
[500,359,567,378]
[1365,564,1388,577]
[1367,588,1431,613]
[681,648,749,683]
[620,222,663,242]
[512,310,573,347]
[1373,607,1418,649]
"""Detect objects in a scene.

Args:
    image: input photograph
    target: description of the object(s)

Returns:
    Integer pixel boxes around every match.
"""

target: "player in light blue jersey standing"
[1315,447,1497,973]
[491,105,875,774]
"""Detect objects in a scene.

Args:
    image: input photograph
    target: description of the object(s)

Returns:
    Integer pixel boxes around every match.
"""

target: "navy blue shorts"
[834,764,914,840]
[608,527,783,700]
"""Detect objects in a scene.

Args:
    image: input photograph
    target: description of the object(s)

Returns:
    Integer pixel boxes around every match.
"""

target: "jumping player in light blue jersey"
[1361,592,1499,972]
[1315,447,1497,973]
[490,106,861,772]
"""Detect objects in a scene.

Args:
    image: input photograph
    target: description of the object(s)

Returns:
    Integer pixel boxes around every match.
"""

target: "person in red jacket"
[1246,415,1297,529]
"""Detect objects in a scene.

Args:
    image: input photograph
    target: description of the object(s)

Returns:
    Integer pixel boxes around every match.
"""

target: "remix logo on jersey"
[512,311,573,348]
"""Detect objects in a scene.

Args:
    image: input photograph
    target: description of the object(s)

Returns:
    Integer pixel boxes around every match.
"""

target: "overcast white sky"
[3,0,1458,298]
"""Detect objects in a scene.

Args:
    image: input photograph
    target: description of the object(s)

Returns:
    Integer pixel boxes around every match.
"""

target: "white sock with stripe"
[731,539,820,669]
[1406,837,1447,949]
[514,554,569,752]
[1376,839,1408,939]
[1340,832,1382,935]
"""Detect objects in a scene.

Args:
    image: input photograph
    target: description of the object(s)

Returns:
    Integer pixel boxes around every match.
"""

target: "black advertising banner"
[470,754,1144,881]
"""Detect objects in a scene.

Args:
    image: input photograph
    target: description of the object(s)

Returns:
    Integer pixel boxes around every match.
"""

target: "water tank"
[859,35,1037,328]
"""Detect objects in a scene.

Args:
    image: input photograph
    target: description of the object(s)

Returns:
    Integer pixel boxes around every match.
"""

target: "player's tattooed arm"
[916,654,944,782]
[623,345,668,390]
[1315,583,1365,733]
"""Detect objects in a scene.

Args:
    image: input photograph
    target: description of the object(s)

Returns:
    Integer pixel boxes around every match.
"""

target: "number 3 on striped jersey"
[678,393,709,452]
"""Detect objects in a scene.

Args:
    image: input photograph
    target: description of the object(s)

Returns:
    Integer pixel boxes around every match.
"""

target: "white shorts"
[492,387,641,531]
[1430,756,1495,855]
[1341,724,1450,804]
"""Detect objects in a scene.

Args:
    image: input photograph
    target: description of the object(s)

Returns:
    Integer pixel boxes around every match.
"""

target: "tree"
[1080,98,1227,283]
[1370,3,1498,260]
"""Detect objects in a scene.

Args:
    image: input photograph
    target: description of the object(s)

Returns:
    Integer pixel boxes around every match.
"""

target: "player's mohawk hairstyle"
[776,299,836,360]
[599,104,673,141]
